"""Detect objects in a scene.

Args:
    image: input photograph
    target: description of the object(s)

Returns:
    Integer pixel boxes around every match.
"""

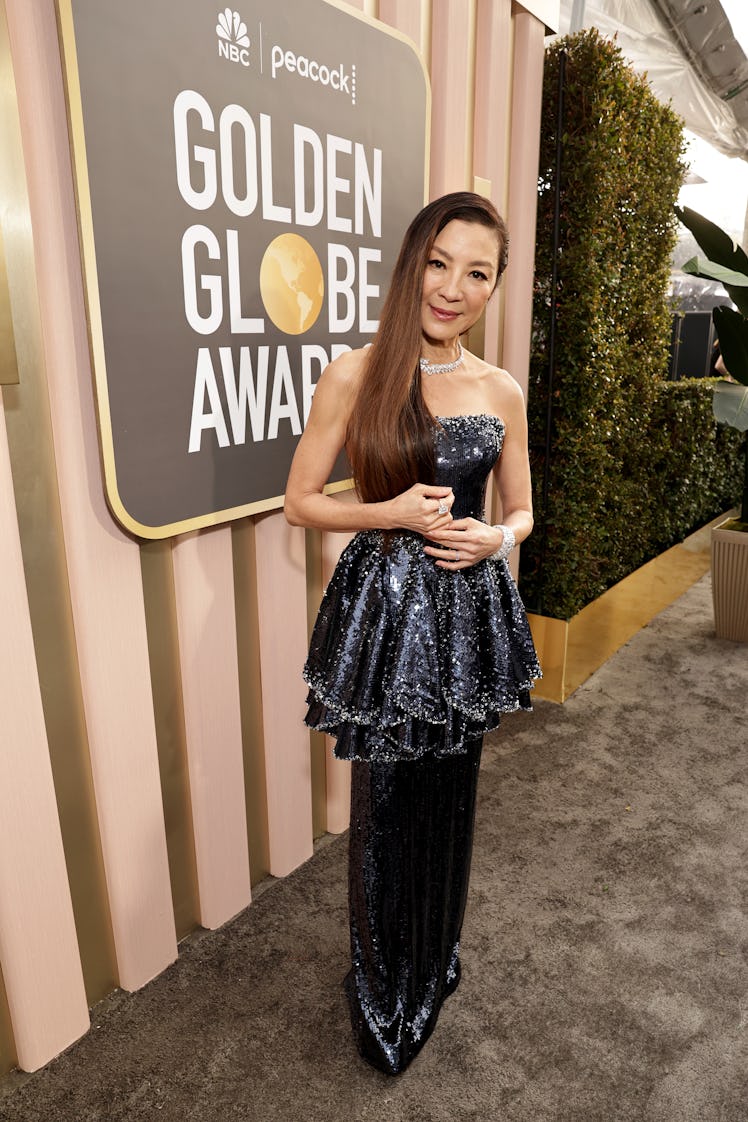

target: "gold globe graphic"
[259,233,324,335]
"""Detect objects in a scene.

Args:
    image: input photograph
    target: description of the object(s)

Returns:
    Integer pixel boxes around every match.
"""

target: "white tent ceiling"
[557,0,748,158]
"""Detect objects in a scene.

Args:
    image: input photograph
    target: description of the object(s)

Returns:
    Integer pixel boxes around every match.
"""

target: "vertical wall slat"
[474,0,513,367]
[324,738,351,835]
[502,9,546,398]
[0,0,118,1002]
[320,492,357,834]
[429,0,476,196]
[254,512,314,876]
[139,541,201,939]
[5,0,177,990]
[304,528,330,839]
[378,0,430,56]
[232,519,272,885]
[0,394,89,1072]
[172,529,252,928]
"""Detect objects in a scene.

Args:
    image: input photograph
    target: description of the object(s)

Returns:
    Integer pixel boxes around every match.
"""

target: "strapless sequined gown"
[304,414,541,1074]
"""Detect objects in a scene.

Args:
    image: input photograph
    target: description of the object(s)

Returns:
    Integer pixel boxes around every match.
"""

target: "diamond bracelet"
[491,523,515,561]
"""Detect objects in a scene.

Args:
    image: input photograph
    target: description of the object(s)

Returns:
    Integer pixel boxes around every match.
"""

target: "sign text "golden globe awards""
[173,89,383,452]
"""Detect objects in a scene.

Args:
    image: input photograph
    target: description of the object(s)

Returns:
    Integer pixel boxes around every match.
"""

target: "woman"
[285,191,540,1074]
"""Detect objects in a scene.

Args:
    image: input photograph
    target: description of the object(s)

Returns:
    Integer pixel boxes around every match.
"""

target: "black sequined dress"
[304,414,541,1074]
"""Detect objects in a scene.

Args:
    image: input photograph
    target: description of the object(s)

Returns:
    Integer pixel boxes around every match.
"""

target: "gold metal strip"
[528,514,722,703]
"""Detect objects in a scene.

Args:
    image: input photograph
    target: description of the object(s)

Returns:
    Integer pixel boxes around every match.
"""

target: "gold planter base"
[527,512,731,703]
[711,520,748,642]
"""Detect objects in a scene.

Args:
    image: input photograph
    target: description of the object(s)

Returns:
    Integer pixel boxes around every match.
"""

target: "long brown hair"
[346,192,509,504]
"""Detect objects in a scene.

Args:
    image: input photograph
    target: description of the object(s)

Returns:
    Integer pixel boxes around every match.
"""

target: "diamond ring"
[455,551,460,562]
[437,500,448,515]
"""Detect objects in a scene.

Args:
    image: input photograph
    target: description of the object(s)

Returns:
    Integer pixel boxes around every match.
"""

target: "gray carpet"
[1,574,746,1122]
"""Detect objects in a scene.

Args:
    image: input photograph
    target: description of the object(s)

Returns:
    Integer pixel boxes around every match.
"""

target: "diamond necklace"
[419,341,464,375]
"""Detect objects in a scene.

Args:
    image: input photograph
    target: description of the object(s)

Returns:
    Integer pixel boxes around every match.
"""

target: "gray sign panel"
[60,0,428,536]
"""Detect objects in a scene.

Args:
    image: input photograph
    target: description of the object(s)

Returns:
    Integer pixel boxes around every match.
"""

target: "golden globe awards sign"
[58,0,428,537]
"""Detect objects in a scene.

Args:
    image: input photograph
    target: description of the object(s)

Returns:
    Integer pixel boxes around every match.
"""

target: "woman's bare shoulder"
[464,354,526,416]
[489,365,525,403]
[315,346,368,402]
[305,347,369,432]
[324,346,369,381]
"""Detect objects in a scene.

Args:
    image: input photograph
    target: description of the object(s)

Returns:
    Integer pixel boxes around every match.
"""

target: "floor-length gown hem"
[345,741,482,1076]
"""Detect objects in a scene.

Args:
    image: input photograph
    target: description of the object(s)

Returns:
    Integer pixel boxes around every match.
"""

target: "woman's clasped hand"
[424,516,504,569]
[384,482,504,568]
[385,482,455,535]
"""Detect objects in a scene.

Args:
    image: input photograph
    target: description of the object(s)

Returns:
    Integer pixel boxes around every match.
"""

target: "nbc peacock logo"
[216,8,251,67]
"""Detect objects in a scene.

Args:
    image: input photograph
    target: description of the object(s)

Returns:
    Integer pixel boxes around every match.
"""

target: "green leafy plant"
[520,31,741,620]
[675,205,748,525]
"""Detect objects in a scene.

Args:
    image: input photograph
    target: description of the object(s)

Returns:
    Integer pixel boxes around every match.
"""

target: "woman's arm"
[284,351,455,535]
[489,374,534,545]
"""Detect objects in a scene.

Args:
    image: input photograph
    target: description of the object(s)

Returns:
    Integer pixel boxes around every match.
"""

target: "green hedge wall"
[518,30,742,620]
[644,380,742,549]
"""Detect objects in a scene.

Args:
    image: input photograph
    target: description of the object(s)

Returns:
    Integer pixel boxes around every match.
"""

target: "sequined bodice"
[434,415,505,520]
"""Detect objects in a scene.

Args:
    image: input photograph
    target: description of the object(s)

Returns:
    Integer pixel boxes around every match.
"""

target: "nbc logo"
[216,7,250,67]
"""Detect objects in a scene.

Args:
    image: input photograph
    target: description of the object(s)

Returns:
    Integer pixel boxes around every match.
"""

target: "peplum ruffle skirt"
[304,528,541,763]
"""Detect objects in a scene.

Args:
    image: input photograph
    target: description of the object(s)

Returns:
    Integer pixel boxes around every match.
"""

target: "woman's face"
[421,219,500,342]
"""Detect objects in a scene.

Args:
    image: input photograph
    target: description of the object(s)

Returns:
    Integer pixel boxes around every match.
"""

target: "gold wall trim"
[0,0,117,1005]
[0,224,19,386]
[528,514,725,703]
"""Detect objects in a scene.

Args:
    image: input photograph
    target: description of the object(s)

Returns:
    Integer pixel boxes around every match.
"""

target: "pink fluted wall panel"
[324,739,351,834]
[502,10,546,399]
[473,0,511,206]
[5,0,177,989]
[430,0,475,197]
[378,0,431,57]
[172,529,251,928]
[320,491,357,835]
[474,0,513,367]
[254,512,313,876]
[0,397,89,1072]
